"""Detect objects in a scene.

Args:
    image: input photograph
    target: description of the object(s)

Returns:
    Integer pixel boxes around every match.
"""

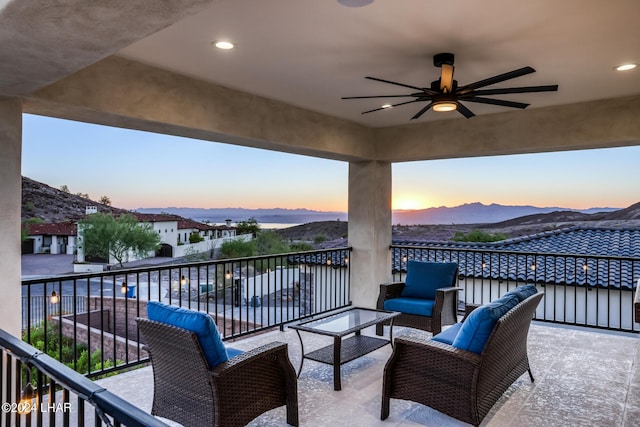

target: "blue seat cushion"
[452,294,519,354]
[504,284,538,302]
[431,323,463,345]
[400,261,458,300]
[147,301,230,368]
[384,297,435,317]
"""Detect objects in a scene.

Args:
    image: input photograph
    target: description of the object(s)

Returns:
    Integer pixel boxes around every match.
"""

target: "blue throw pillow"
[146,301,229,368]
[452,294,519,354]
[504,284,538,302]
[401,261,458,300]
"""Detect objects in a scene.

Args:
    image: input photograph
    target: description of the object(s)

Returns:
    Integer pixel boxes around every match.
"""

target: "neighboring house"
[26,208,243,262]
[24,221,77,255]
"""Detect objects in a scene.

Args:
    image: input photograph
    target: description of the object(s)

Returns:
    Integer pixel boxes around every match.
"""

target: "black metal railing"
[21,248,351,377]
[0,328,168,427]
[390,244,640,332]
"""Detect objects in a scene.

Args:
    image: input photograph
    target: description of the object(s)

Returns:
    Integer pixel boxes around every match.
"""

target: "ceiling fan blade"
[455,101,475,118]
[361,99,422,114]
[457,66,536,93]
[365,76,439,95]
[464,96,530,109]
[342,94,417,99]
[365,76,425,91]
[460,85,559,97]
[410,101,435,120]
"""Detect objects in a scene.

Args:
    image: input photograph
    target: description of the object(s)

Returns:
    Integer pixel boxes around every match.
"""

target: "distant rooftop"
[392,226,640,290]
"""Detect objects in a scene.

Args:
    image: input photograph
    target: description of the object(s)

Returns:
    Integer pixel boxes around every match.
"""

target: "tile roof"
[177,218,215,231]
[392,227,640,290]
[27,222,77,236]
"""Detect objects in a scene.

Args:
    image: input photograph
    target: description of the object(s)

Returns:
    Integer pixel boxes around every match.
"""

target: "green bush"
[24,321,119,376]
[219,239,256,258]
[451,230,508,242]
[189,233,204,243]
[313,234,328,244]
[290,242,314,251]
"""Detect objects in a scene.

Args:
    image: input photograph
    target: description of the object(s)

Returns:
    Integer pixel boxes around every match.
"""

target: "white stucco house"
[26,207,246,266]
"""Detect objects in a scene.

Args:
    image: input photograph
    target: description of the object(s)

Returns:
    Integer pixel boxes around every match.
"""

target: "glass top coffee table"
[289,307,399,391]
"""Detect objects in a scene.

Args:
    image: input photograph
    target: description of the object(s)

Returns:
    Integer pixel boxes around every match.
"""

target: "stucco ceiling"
[116,0,640,127]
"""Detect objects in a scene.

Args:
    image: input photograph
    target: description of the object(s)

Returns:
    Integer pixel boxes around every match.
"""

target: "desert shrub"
[452,230,508,242]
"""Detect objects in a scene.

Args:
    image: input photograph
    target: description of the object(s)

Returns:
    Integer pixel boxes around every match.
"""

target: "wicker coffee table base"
[294,322,395,391]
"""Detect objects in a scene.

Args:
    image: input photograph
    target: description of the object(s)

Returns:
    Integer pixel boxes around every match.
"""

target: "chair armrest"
[435,286,463,295]
[433,287,462,311]
[211,342,299,426]
[377,282,406,309]
[212,341,293,376]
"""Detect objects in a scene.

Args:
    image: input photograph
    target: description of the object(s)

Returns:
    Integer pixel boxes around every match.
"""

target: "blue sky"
[22,114,639,211]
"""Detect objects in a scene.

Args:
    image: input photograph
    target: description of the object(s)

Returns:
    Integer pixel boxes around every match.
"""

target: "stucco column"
[348,161,392,308]
[0,97,22,336]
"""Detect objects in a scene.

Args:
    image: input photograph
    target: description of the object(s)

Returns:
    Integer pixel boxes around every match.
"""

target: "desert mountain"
[22,176,128,222]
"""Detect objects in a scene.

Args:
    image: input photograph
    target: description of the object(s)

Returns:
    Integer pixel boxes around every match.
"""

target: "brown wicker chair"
[381,292,543,427]
[137,318,299,427]
[376,263,461,336]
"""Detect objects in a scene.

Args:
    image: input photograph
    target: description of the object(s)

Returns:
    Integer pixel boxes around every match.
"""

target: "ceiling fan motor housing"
[433,52,454,67]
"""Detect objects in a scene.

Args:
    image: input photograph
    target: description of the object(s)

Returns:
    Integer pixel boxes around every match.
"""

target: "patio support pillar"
[0,97,23,336]
[348,161,392,308]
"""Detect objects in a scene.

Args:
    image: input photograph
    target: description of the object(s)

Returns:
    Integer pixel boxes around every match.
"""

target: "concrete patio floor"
[97,322,640,426]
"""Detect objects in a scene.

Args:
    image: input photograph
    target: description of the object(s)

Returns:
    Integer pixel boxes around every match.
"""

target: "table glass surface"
[292,308,396,334]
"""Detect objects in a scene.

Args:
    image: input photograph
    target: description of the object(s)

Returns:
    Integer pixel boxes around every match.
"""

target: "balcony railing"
[21,248,351,377]
[0,328,169,427]
[391,244,640,332]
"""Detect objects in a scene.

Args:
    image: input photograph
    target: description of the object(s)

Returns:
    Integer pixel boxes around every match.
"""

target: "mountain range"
[135,203,620,225]
[21,176,627,226]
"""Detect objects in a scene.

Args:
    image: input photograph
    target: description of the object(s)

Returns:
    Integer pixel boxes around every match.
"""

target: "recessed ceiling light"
[338,0,374,7]
[213,40,235,50]
[381,104,392,109]
[614,63,636,71]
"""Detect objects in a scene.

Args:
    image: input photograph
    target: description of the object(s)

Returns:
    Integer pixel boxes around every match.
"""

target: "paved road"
[21,254,180,277]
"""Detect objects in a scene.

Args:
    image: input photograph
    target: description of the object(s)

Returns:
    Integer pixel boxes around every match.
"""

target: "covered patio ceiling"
[2,0,639,162]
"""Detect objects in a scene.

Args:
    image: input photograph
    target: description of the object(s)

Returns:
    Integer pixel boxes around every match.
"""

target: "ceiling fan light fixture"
[213,40,235,50]
[338,0,374,7]
[614,63,637,71]
[432,101,457,112]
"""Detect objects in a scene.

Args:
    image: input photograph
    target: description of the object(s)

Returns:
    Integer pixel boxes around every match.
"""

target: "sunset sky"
[22,114,639,212]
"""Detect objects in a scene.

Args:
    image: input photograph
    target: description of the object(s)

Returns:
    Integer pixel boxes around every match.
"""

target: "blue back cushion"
[384,297,435,317]
[431,323,463,345]
[504,284,538,302]
[401,261,458,300]
[147,301,230,368]
[452,294,519,354]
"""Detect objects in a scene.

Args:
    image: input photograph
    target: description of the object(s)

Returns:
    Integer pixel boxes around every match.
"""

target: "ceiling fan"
[342,53,558,119]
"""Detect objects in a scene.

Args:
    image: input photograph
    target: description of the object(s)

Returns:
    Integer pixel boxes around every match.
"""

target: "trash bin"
[250,295,261,307]
[126,285,136,298]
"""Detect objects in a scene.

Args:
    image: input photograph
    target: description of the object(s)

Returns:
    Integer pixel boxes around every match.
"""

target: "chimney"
[225,219,232,227]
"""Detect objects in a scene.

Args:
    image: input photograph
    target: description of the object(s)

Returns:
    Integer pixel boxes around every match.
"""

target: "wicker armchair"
[376,262,461,336]
[137,318,299,427]
[381,292,543,427]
